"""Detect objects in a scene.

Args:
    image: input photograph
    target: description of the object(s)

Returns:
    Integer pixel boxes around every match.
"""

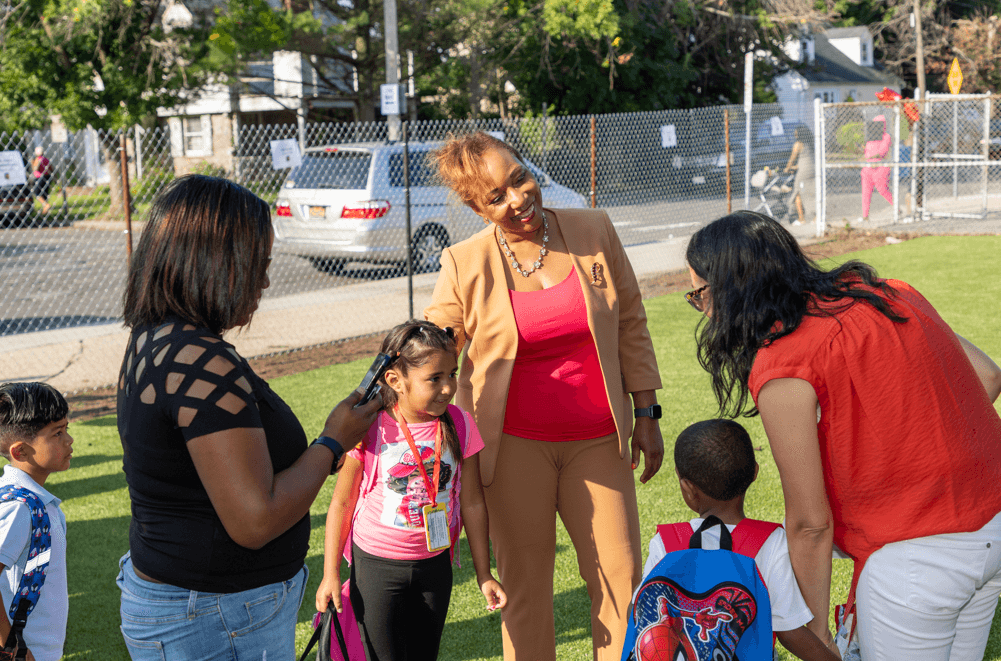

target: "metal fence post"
[725,108,732,214]
[120,131,133,260]
[590,117,597,208]
[983,97,990,216]
[892,102,901,225]
[403,121,413,319]
[814,97,824,236]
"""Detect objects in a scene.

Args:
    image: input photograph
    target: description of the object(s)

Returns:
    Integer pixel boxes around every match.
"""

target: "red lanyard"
[395,404,442,508]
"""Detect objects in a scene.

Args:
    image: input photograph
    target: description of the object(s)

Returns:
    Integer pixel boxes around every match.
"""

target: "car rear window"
[288,152,371,189]
[388,152,436,187]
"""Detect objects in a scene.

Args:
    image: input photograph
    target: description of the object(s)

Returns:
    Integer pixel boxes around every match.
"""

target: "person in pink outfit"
[859,115,892,222]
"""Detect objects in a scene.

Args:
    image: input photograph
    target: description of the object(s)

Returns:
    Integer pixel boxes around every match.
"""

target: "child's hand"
[315,573,343,613]
[479,578,507,612]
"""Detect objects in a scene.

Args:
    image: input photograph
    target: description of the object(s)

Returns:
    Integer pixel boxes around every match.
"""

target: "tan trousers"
[483,433,642,661]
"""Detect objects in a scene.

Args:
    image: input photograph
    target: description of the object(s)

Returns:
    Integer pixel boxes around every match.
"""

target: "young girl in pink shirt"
[315,320,506,661]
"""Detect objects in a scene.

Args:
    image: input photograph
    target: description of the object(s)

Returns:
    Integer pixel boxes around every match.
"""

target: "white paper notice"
[0,151,26,185]
[770,116,784,136]
[660,125,678,148]
[269,139,301,170]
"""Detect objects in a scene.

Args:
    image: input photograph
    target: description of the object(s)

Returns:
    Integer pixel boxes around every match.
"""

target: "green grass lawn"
[56,234,1001,659]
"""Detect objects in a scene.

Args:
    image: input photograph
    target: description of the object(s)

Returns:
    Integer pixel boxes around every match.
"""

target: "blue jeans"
[116,552,308,661]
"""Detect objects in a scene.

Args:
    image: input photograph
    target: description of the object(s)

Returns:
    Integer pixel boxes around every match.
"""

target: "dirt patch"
[66,228,923,423]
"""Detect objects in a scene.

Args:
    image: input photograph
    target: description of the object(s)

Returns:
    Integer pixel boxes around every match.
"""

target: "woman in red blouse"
[684,210,1001,660]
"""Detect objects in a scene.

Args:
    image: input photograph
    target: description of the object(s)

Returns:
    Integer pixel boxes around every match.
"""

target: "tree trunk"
[104,142,126,222]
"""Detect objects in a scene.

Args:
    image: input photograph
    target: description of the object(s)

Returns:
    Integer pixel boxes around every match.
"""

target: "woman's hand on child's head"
[323,390,382,451]
[480,578,507,612]
[315,573,343,613]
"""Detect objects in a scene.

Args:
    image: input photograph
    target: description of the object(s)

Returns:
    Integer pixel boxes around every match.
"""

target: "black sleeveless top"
[117,319,310,592]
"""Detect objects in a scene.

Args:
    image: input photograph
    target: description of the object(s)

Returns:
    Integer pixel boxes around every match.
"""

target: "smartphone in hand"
[354,353,394,408]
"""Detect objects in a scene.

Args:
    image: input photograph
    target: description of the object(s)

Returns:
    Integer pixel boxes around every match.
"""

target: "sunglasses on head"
[685,284,709,312]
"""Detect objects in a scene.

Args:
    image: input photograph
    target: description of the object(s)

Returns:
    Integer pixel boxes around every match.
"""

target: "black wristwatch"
[311,436,345,474]
[634,405,662,420]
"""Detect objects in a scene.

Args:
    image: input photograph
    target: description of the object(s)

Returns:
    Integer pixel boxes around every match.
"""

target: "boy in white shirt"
[0,383,72,661]
[642,419,838,661]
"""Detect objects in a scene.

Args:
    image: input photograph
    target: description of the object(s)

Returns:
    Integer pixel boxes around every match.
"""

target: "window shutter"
[168,117,184,157]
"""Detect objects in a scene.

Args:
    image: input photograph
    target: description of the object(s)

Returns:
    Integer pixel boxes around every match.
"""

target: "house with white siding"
[775,26,904,126]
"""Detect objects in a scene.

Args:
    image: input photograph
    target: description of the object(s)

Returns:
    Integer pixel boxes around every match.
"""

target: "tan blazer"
[424,208,662,486]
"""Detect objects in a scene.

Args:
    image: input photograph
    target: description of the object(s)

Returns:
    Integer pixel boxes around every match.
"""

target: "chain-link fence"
[2,102,845,392]
[817,95,1001,232]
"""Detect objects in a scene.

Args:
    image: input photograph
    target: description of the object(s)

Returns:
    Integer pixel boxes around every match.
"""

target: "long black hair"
[380,320,462,465]
[685,211,907,417]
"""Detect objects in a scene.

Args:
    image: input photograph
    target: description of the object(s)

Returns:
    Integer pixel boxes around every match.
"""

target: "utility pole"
[384,0,401,140]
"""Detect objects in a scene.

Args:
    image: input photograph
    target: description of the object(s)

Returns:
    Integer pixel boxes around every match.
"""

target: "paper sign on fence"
[660,125,678,148]
[270,139,302,170]
[0,151,27,185]
[770,116,784,136]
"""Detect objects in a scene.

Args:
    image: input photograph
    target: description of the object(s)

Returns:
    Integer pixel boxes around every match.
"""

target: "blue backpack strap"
[0,486,51,659]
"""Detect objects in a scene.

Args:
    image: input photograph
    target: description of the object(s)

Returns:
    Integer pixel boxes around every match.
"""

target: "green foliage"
[542,0,620,42]
[836,121,864,154]
[0,0,212,132]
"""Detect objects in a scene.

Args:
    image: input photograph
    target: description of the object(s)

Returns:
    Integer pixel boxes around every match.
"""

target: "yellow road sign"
[948,57,963,94]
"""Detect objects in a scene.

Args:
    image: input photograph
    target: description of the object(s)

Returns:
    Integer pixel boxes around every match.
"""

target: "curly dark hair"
[685,211,907,417]
[675,419,756,501]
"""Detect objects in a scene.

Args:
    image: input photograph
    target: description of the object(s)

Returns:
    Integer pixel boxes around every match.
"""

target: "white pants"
[856,511,1001,660]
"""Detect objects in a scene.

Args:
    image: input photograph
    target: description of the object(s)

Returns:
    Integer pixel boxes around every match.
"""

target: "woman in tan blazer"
[425,132,664,661]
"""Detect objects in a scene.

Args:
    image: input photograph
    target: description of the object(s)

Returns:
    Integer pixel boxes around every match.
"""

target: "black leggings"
[350,543,453,661]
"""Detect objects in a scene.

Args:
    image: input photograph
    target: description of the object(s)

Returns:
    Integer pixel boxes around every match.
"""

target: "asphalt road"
[2,182,997,338]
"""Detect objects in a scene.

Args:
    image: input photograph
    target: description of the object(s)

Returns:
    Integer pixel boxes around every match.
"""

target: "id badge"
[422,502,450,552]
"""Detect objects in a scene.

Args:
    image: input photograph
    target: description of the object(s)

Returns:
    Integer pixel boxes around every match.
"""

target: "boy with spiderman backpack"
[622,420,838,661]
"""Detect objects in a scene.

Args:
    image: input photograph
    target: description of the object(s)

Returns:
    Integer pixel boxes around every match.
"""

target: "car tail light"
[341,200,391,219]
[276,201,292,217]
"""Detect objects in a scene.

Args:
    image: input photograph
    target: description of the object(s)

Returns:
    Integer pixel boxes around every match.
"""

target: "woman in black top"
[115,175,380,660]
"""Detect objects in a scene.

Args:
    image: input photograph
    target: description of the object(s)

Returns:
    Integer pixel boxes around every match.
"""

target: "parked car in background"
[705,119,813,189]
[0,180,34,228]
[272,142,588,274]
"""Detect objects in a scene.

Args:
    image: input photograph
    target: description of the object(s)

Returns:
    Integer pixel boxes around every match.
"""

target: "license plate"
[309,206,326,218]
[692,176,706,185]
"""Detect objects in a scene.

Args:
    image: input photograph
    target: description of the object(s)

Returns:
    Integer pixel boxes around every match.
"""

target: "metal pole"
[743,52,753,209]
[384,0,401,141]
[952,99,959,197]
[914,0,926,214]
[120,132,133,260]
[892,102,901,224]
[983,97,990,217]
[590,116,597,208]
[724,108,732,213]
[815,97,825,236]
[403,121,413,319]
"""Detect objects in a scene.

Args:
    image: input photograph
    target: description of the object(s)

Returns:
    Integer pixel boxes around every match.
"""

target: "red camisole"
[503,269,616,441]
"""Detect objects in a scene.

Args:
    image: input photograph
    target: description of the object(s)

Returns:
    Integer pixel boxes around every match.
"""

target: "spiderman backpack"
[0,487,51,661]
[621,516,776,661]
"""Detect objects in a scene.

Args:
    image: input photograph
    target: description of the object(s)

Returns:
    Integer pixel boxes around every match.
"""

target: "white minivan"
[272,141,587,274]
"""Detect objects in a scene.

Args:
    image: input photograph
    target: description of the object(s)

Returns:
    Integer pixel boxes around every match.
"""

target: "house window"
[801,39,810,63]
[184,117,205,153]
[168,115,213,158]
[861,41,869,65]
[814,90,840,104]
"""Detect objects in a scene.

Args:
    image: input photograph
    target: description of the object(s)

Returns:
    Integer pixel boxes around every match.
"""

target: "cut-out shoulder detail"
[185,379,216,401]
[203,336,221,343]
[166,372,184,395]
[140,384,156,405]
[226,348,241,363]
[204,355,235,377]
[154,324,174,341]
[127,351,134,375]
[177,406,197,428]
[182,324,197,331]
[154,344,171,366]
[216,392,248,415]
[135,356,147,383]
[175,344,207,365]
[234,376,252,394]
[136,331,148,353]
[119,375,125,390]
